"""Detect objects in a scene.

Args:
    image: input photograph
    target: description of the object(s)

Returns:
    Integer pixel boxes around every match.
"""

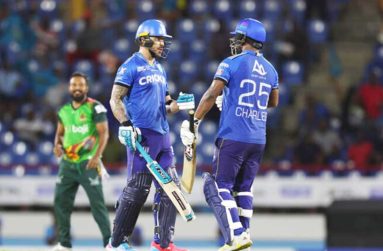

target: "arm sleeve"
[214,59,231,85]
[92,102,108,123]
[114,62,135,87]
[57,108,63,123]
[271,66,279,89]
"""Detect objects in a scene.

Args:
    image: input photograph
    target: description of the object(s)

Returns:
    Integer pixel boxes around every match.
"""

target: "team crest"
[79,113,86,121]
[252,60,267,76]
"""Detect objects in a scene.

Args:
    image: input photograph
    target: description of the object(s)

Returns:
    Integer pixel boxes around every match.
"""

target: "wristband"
[166,99,175,105]
[121,120,133,127]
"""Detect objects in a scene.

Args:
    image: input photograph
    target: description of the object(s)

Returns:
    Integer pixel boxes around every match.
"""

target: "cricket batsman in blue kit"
[106,19,193,251]
[181,18,279,251]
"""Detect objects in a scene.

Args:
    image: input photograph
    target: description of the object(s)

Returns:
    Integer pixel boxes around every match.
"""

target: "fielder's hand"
[118,121,142,151]
[215,95,223,111]
[86,155,100,169]
[177,92,195,110]
[180,119,200,146]
[53,143,63,158]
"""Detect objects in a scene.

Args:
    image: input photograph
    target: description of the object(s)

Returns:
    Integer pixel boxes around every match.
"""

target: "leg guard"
[112,172,152,247]
[234,191,254,230]
[203,173,244,245]
[153,166,179,248]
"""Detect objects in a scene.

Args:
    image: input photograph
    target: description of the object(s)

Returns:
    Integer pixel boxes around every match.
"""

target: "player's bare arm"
[87,121,109,169]
[53,121,64,158]
[195,79,226,120]
[267,88,279,108]
[110,84,129,123]
[166,95,179,114]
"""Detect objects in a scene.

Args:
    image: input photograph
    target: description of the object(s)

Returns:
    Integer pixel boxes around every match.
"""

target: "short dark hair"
[71,72,89,84]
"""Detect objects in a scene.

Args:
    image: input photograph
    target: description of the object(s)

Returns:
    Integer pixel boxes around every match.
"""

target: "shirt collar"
[242,50,262,56]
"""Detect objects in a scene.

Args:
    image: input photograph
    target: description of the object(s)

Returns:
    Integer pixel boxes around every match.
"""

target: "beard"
[71,93,86,102]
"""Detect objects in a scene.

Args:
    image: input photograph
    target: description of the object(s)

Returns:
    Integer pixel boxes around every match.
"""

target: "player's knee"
[203,173,220,202]
[121,172,152,204]
[203,173,234,203]
[153,189,172,210]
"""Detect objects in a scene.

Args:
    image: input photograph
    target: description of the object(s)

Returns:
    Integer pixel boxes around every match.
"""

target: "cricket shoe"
[105,240,114,251]
[105,239,136,251]
[218,231,253,251]
[150,241,188,251]
[52,243,72,251]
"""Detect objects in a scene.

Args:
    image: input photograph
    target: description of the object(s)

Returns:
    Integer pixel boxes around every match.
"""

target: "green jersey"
[58,98,107,163]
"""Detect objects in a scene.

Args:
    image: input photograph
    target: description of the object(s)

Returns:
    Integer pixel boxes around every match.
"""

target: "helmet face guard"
[157,37,172,58]
[229,33,246,55]
[136,35,172,58]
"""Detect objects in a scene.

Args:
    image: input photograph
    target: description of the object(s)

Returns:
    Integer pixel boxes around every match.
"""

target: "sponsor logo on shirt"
[118,67,127,75]
[138,74,166,85]
[219,62,229,68]
[137,66,146,72]
[216,68,224,75]
[252,60,267,76]
[95,104,107,114]
[71,124,89,134]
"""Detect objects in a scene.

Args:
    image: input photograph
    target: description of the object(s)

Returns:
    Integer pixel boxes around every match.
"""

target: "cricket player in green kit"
[52,72,111,251]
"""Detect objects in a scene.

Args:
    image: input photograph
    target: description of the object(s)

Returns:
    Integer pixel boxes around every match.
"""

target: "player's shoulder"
[88,98,108,115]
[258,55,278,75]
[259,55,276,67]
[119,54,139,69]
[226,52,246,61]
[57,102,72,117]
[58,102,72,112]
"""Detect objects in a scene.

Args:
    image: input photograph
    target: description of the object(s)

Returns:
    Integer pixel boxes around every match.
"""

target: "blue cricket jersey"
[215,50,278,144]
[114,52,169,134]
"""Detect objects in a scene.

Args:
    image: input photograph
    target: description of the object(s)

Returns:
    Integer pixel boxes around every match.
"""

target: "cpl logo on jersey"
[138,74,166,85]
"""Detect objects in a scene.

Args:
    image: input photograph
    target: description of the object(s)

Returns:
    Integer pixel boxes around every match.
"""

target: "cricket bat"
[135,141,196,222]
[181,110,197,194]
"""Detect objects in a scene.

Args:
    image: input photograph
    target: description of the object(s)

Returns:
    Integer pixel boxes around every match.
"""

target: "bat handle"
[188,110,195,133]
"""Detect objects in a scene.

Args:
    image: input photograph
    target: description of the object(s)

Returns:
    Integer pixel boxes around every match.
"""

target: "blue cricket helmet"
[231,18,266,43]
[135,19,173,39]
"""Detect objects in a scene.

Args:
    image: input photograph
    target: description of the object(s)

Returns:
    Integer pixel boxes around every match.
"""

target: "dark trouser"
[54,159,111,248]
[111,129,176,248]
[206,138,265,244]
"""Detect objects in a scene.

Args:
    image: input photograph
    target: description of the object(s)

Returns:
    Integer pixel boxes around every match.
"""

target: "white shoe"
[105,242,114,251]
[52,243,72,251]
[218,231,253,251]
[105,238,116,251]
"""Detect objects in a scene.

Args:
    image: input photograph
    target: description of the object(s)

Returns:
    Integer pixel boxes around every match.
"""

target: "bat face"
[181,141,197,194]
[181,109,198,194]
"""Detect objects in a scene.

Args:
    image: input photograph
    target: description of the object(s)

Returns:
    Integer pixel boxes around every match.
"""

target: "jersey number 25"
[238,79,271,109]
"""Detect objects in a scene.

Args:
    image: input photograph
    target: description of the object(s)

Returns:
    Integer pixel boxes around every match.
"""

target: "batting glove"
[118,121,142,151]
[215,95,223,111]
[180,119,200,146]
[177,92,195,110]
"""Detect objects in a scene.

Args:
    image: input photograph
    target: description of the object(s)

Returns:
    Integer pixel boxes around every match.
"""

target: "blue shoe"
[116,242,136,251]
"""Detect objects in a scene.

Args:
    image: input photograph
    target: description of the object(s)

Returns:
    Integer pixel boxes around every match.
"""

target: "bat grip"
[188,110,195,133]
